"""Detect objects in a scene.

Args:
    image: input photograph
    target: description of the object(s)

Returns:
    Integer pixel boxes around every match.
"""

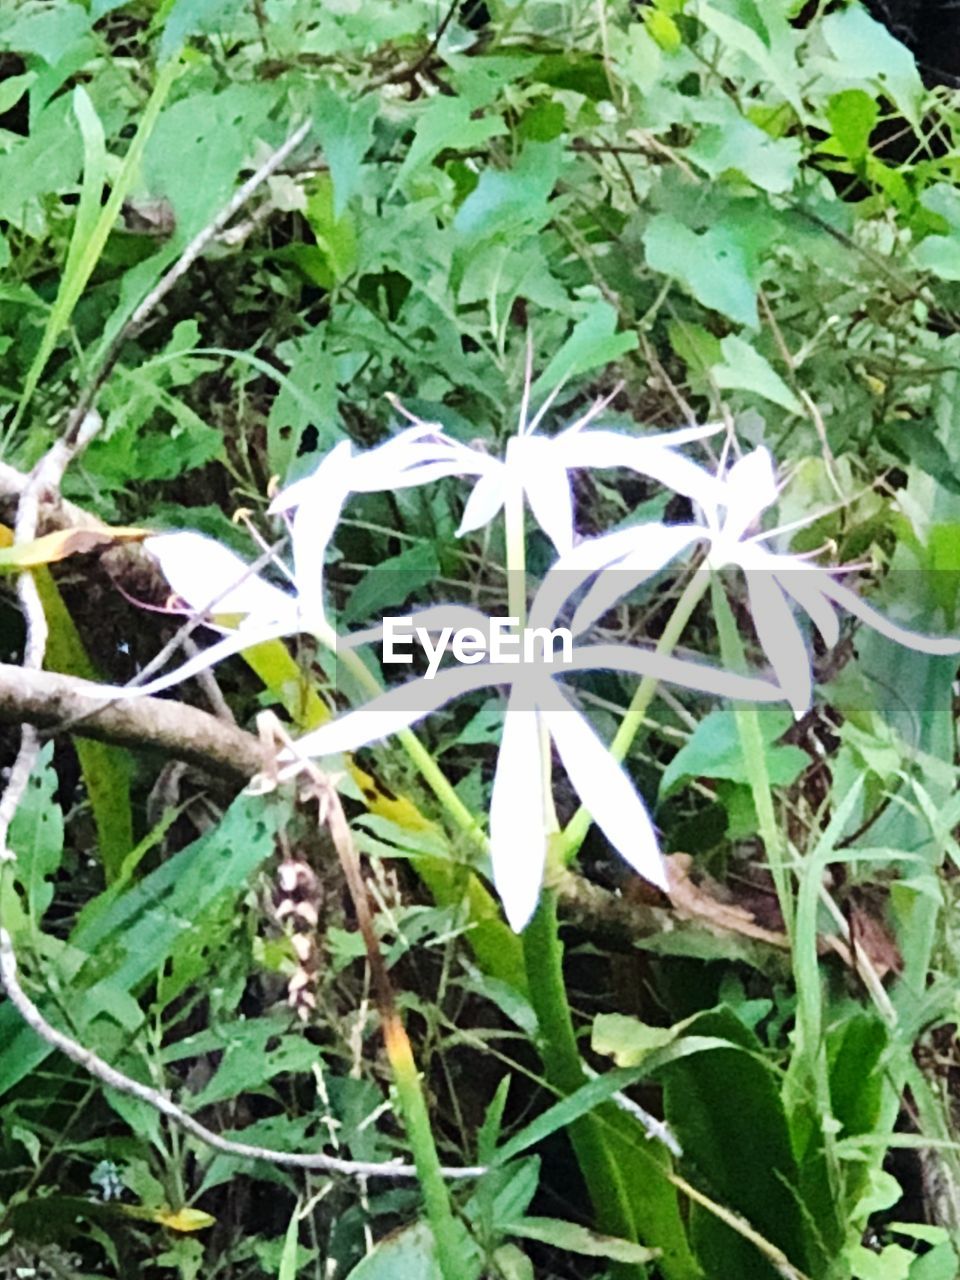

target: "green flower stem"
[383,1014,468,1279]
[560,567,711,862]
[502,484,641,1271]
[522,886,641,1256]
[710,574,794,938]
[333,637,486,843]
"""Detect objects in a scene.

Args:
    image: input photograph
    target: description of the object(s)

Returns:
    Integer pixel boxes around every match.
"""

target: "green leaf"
[454,140,563,244]
[0,72,35,116]
[341,542,441,624]
[659,1008,817,1279]
[643,213,761,328]
[504,1218,657,1265]
[7,744,64,926]
[159,0,243,59]
[591,1013,681,1067]
[278,1202,301,1280]
[346,1221,442,1280]
[821,6,923,130]
[711,334,801,412]
[393,97,507,194]
[312,88,378,217]
[304,174,358,283]
[826,89,879,164]
[532,299,638,399]
[659,707,808,798]
[687,106,800,194]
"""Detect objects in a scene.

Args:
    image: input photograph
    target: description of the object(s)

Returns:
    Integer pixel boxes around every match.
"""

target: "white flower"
[268,414,724,625]
[133,531,308,694]
[268,426,477,624]
[281,601,784,932]
[453,418,724,554]
[558,447,960,716]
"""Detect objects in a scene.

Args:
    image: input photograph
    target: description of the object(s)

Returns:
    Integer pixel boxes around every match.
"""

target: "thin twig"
[0,930,483,1180]
[61,120,311,447]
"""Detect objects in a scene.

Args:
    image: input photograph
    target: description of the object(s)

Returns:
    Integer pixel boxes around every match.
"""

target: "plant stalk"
[710,574,794,938]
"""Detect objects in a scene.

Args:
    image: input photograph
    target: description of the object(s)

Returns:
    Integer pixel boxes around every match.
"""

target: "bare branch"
[0,663,265,782]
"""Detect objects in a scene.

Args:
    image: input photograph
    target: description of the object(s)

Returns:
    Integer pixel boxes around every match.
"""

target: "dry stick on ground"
[0,120,484,1184]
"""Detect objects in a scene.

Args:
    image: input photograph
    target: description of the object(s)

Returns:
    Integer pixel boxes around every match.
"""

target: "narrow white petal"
[528,526,670,632]
[105,619,298,699]
[288,662,511,758]
[290,494,345,627]
[542,693,666,891]
[559,430,724,508]
[512,437,575,553]
[823,581,960,655]
[489,693,547,932]
[566,643,786,703]
[457,471,506,537]
[777,570,840,647]
[570,525,701,636]
[721,447,778,542]
[744,569,812,716]
[145,532,294,621]
[268,440,353,514]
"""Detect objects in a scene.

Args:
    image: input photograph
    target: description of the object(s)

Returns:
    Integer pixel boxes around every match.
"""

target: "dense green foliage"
[3,1,960,1277]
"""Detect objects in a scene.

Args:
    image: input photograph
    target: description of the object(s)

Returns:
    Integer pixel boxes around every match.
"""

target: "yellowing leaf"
[0,524,148,570]
[118,1205,216,1231]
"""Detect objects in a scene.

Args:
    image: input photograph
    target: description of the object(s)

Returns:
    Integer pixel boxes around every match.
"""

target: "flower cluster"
[138,401,960,931]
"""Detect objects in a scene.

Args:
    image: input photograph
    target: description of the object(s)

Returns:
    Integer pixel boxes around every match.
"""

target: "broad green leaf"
[454,140,563,244]
[346,1222,442,1280]
[341,541,441,624]
[643,214,760,328]
[312,88,378,216]
[393,97,507,194]
[659,1008,818,1279]
[687,108,800,194]
[591,1013,681,1066]
[303,174,358,284]
[159,0,243,58]
[821,6,923,129]
[660,707,808,798]
[826,89,878,164]
[712,335,801,412]
[532,299,638,399]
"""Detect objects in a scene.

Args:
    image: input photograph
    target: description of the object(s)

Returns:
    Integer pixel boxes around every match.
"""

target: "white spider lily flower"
[268,417,724,612]
[281,613,784,932]
[454,420,725,554]
[268,426,478,623]
[560,447,960,716]
[134,531,310,694]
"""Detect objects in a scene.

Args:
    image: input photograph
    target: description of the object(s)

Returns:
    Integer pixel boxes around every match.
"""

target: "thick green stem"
[522,888,640,1253]
[561,568,711,861]
[710,575,794,938]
